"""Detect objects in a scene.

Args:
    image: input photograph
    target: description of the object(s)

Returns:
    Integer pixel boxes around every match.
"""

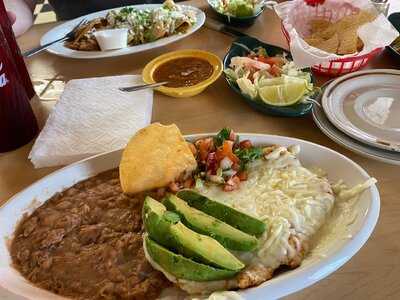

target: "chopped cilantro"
[214,128,231,147]
[234,147,263,170]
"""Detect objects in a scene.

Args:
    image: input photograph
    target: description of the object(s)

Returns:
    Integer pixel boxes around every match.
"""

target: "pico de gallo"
[167,128,268,193]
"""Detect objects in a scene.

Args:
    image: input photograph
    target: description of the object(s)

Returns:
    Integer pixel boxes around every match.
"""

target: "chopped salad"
[225,46,315,106]
[209,0,264,17]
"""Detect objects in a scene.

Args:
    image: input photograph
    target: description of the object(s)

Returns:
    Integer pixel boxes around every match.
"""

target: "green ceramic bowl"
[223,36,316,117]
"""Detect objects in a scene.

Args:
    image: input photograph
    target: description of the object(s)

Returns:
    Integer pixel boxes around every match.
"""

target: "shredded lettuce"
[210,0,262,17]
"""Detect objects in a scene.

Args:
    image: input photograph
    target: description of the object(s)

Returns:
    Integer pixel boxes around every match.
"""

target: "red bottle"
[0,0,35,99]
[0,26,38,153]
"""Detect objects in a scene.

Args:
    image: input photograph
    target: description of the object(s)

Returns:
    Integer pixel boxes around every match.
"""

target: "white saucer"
[322,69,400,152]
[313,87,400,165]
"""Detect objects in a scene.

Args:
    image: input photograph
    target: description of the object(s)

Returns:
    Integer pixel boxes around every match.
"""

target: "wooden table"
[2,1,400,299]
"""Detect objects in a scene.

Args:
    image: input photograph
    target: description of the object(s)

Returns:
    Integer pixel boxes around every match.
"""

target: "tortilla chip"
[338,29,358,55]
[313,23,337,40]
[319,33,339,53]
[304,36,325,48]
[357,37,364,52]
[119,123,197,194]
[335,14,359,32]
[310,19,333,33]
[305,10,375,55]
[357,10,376,25]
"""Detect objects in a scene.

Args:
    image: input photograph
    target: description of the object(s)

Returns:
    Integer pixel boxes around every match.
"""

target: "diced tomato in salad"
[234,52,286,82]
[251,55,285,67]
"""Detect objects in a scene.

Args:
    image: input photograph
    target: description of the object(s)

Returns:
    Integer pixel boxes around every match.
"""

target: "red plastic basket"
[281,23,383,77]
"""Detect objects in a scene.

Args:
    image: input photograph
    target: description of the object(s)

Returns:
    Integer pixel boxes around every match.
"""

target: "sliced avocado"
[143,197,244,271]
[177,190,266,237]
[144,236,237,281]
[164,194,259,252]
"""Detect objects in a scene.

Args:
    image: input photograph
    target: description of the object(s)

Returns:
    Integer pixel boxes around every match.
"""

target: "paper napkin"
[29,75,153,168]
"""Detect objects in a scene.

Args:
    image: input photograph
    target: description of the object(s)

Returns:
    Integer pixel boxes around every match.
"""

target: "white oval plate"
[41,4,205,59]
[313,87,400,165]
[0,134,379,300]
[322,69,400,152]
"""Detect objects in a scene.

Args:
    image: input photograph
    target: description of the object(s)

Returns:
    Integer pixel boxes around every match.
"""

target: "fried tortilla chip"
[338,29,358,55]
[304,36,325,48]
[357,10,376,25]
[304,9,376,55]
[119,123,197,194]
[310,19,333,33]
[357,37,364,52]
[319,33,339,53]
[335,14,358,32]
[313,23,337,40]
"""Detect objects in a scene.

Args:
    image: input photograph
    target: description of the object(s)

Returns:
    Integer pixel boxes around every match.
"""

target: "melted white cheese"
[150,146,375,300]
[196,147,335,270]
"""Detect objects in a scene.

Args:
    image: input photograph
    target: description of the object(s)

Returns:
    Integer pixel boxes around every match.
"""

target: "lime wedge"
[258,80,308,106]
[257,77,286,87]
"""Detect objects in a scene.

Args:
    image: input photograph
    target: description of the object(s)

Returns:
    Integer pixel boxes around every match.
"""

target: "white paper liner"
[275,0,399,69]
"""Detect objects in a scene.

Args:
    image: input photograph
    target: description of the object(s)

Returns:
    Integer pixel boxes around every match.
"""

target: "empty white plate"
[313,89,400,166]
[322,69,400,152]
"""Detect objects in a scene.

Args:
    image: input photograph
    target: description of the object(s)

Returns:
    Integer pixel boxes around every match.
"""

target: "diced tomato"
[269,65,282,77]
[168,182,180,193]
[197,138,214,162]
[223,176,241,192]
[216,141,240,164]
[237,171,248,181]
[183,177,194,188]
[239,139,252,149]
[257,56,285,67]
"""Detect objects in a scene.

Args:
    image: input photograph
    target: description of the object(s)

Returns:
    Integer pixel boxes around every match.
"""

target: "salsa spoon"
[119,81,169,92]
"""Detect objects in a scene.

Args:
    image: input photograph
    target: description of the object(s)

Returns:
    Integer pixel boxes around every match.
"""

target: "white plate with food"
[41,1,205,59]
[322,69,400,152]
[0,124,379,300]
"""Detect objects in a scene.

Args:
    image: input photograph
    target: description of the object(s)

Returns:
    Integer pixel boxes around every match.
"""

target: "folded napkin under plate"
[29,75,153,168]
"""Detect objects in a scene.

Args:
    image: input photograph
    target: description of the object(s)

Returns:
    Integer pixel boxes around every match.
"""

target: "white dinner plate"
[0,134,379,300]
[313,88,400,166]
[41,4,205,59]
[322,69,400,152]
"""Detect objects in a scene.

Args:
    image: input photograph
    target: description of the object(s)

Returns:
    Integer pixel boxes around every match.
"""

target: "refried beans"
[10,169,171,300]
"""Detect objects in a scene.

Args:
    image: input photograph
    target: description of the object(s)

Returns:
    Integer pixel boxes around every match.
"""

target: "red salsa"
[153,57,213,88]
